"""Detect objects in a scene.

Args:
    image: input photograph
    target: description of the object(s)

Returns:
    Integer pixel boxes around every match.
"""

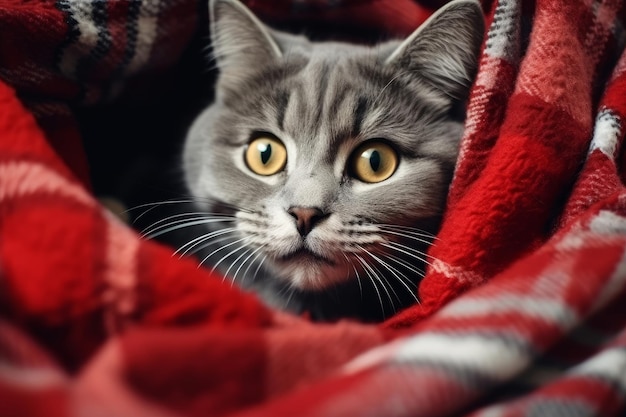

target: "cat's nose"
[287,206,327,237]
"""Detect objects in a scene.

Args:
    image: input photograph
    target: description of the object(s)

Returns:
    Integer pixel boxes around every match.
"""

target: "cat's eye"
[245,136,287,176]
[350,141,398,183]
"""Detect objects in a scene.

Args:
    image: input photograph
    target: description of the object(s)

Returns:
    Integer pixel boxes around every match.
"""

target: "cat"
[179,0,484,322]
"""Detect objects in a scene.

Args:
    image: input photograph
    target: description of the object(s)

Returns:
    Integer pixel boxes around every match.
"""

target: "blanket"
[1,0,626,416]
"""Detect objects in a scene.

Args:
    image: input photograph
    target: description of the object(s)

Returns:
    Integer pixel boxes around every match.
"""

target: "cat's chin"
[270,254,352,291]
[279,247,335,265]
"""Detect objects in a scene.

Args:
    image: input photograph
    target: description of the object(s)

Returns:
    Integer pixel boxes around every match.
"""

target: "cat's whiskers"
[376,224,439,241]
[353,253,387,319]
[143,211,229,230]
[376,228,434,247]
[223,245,256,287]
[141,214,236,239]
[232,243,267,285]
[359,245,417,303]
[381,241,437,268]
[358,246,403,309]
[284,287,300,312]
[342,253,364,299]
[385,252,426,279]
[252,253,268,283]
[176,227,237,257]
[196,235,247,269]
[132,199,269,280]
[191,232,242,262]
[239,243,269,283]
[127,199,200,224]
[209,237,252,277]
[375,224,440,262]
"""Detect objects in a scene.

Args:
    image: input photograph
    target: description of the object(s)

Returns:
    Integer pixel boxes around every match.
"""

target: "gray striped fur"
[182,0,484,321]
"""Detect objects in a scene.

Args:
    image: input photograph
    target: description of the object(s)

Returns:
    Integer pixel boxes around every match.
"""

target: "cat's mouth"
[270,244,352,290]
[278,247,335,265]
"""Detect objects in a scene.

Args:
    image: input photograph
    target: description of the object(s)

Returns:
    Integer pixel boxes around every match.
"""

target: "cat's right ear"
[210,0,282,95]
[384,0,484,101]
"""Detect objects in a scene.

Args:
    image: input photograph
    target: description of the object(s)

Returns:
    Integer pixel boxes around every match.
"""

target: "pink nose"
[287,207,327,237]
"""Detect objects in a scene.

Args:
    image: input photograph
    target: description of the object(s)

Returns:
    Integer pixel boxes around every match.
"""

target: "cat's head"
[184,0,483,300]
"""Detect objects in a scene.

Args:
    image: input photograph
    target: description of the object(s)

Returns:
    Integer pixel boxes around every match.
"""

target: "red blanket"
[2,0,626,416]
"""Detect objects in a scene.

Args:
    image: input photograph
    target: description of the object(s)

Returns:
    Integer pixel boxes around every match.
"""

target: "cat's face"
[183,0,483,311]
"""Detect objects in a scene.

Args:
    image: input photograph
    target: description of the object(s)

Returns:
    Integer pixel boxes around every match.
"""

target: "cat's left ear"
[209,0,282,95]
[385,0,484,100]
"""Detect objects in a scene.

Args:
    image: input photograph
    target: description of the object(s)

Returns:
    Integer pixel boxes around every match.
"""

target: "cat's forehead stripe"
[275,89,289,131]
[352,96,368,138]
[313,62,331,134]
[325,82,350,126]
[284,60,351,135]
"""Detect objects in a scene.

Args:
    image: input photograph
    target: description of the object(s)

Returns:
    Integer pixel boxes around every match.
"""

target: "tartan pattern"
[1,0,626,416]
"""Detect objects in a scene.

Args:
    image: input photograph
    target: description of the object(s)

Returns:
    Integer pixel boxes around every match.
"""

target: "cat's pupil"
[369,150,381,172]
[260,143,271,164]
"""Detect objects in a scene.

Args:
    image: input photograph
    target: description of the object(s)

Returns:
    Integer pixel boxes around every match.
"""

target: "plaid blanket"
[1,0,626,416]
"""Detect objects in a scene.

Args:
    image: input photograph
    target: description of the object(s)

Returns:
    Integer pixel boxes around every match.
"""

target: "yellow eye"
[350,141,398,183]
[245,136,287,176]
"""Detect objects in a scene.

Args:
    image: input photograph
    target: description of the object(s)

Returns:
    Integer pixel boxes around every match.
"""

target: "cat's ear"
[209,0,282,94]
[385,0,484,100]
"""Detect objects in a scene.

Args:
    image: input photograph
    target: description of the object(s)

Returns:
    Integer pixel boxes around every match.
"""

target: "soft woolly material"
[1,0,626,416]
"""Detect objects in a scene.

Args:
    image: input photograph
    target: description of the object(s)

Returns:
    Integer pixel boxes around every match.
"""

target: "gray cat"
[181,0,484,321]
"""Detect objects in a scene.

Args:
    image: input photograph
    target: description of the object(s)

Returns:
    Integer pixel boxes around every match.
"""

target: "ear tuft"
[386,0,484,100]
